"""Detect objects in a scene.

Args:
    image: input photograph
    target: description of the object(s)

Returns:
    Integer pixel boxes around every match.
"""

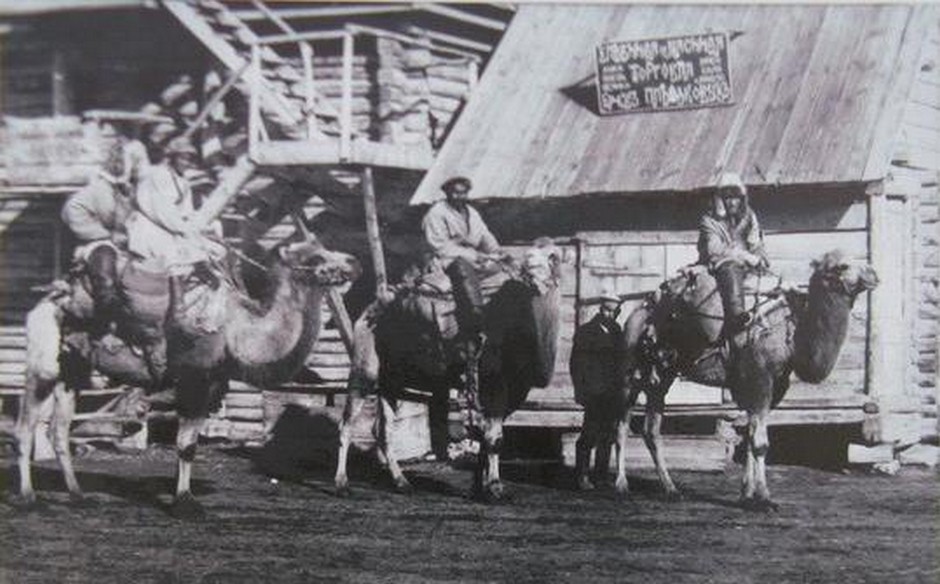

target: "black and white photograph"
[0,1,937,582]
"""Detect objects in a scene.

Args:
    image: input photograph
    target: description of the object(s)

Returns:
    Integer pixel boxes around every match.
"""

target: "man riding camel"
[698,172,769,341]
[62,135,221,387]
[422,176,503,347]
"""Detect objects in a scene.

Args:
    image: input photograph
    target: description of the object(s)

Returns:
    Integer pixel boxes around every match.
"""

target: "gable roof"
[412,4,933,204]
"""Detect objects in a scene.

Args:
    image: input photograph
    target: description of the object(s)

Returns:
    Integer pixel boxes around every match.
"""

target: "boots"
[714,262,750,338]
[86,244,121,338]
[446,257,486,344]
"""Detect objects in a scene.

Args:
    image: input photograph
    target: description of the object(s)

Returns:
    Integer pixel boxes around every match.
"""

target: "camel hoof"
[484,480,506,502]
[577,476,596,492]
[662,489,683,503]
[9,493,44,512]
[170,492,206,521]
[394,477,414,495]
[614,477,630,498]
[69,492,97,508]
[335,481,352,498]
[741,497,778,513]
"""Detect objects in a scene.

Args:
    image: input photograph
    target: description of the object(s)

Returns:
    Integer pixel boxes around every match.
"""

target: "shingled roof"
[412,4,934,204]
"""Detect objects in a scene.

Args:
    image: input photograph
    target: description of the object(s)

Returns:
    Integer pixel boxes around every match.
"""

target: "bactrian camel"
[613,250,878,510]
[334,239,562,500]
[15,219,360,517]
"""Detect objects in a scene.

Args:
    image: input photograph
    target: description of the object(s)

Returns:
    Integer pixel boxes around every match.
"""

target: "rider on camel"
[422,176,502,347]
[698,172,769,341]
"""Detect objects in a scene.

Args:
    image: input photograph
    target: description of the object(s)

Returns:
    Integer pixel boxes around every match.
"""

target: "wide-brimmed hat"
[441,176,472,194]
[165,136,198,158]
[716,171,747,196]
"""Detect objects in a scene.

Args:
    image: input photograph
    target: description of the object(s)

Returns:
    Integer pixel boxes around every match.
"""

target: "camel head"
[809,250,879,300]
[276,213,361,287]
[520,237,562,295]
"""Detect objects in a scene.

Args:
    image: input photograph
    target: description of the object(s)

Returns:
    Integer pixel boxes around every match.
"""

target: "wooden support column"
[326,289,355,356]
[248,45,261,160]
[867,181,917,444]
[361,166,388,296]
[191,155,256,231]
[340,29,354,161]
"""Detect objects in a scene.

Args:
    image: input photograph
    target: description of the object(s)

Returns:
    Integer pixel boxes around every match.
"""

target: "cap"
[716,171,746,196]
[441,176,472,194]
[598,286,620,305]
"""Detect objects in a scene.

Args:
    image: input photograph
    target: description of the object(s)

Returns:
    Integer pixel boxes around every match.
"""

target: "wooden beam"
[232,4,413,22]
[414,4,508,31]
[251,139,434,170]
[340,30,354,161]
[326,289,355,357]
[251,29,347,46]
[181,61,249,142]
[407,26,493,55]
[361,166,388,295]
[355,24,481,60]
[191,155,256,232]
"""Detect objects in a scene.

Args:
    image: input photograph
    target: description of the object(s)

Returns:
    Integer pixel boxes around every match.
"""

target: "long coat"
[569,314,622,406]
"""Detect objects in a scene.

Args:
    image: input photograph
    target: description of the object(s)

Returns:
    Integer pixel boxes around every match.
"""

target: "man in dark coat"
[569,290,623,490]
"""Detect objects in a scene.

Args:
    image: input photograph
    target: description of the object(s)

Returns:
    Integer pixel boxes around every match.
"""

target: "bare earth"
[1,444,937,584]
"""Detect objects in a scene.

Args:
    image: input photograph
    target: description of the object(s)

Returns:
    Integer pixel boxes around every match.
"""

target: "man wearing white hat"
[569,288,623,490]
[698,172,768,338]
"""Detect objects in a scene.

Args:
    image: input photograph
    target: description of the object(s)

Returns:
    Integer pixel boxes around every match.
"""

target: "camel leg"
[642,400,679,500]
[51,383,83,501]
[334,395,366,496]
[482,416,505,501]
[742,412,775,511]
[171,416,206,519]
[14,375,56,505]
[429,386,450,461]
[378,397,412,494]
[614,386,642,497]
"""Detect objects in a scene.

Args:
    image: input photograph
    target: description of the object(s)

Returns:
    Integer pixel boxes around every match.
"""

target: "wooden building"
[410,4,939,465]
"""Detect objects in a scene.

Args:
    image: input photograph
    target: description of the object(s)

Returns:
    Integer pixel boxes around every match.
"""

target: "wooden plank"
[251,139,434,170]
[561,433,730,472]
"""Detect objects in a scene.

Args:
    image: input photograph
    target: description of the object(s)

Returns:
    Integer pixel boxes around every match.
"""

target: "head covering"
[165,136,198,158]
[710,172,748,219]
[598,285,620,305]
[716,172,747,197]
[441,176,472,195]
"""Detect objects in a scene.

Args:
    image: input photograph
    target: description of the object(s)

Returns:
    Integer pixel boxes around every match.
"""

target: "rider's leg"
[714,261,748,336]
[445,257,485,341]
[85,244,120,336]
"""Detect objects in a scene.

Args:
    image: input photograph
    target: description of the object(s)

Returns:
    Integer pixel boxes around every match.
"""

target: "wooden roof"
[412,4,934,204]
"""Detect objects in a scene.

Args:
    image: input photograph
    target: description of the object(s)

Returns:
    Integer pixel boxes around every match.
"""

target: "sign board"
[595,32,732,115]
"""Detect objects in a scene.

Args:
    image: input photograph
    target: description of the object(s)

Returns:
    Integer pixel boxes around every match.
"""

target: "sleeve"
[473,208,500,254]
[422,205,477,262]
[135,172,192,235]
[698,215,731,267]
[569,326,588,393]
[61,182,111,241]
[744,210,767,262]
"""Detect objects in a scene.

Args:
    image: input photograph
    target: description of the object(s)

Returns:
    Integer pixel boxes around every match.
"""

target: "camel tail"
[25,300,62,382]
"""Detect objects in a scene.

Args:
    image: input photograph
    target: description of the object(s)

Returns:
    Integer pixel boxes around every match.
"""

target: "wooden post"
[191,155,256,231]
[340,29,354,161]
[326,288,355,356]
[248,45,261,160]
[361,166,387,295]
[182,61,249,142]
[300,42,316,140]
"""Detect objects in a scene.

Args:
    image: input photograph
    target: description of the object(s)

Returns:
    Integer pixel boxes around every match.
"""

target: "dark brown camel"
[613,251,878,510]
[333,239,562,500]
[15,222,360,517]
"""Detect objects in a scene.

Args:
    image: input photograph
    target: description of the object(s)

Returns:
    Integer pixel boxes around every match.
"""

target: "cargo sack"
[120,260,171,335]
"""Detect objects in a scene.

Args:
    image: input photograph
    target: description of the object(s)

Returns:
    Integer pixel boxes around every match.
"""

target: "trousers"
[714,261,748,336]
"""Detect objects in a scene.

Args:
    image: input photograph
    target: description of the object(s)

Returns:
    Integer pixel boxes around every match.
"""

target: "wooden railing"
[246,24,481,163]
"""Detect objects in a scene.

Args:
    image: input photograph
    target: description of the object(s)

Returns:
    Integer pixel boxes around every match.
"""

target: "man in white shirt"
[421,176,501,343]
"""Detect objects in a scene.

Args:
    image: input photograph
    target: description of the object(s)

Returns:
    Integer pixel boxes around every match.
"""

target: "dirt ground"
[1,443,937,584]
